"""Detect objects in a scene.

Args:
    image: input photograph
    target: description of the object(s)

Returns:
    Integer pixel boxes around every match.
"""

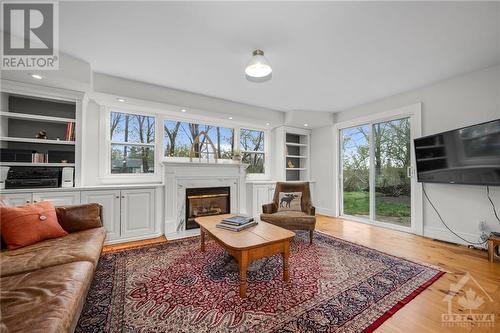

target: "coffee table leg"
[200,228,206,252]
[239,250,248,297]
[283,240,289,282]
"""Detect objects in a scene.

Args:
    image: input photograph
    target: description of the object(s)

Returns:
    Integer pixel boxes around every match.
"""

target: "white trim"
[423,226,484,248]
[333,103,423,235]
[316,207,336,217]
[103,232,164,245]
[340,214,414,234]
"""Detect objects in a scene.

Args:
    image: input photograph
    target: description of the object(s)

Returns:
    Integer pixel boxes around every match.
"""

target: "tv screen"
[414,119,500,186]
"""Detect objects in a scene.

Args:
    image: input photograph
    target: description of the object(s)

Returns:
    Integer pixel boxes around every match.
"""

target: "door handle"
[407,166,412,178]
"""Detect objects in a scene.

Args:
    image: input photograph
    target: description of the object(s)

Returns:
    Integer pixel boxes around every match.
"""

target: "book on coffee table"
[216,221,258,232]
[221,216,254,226]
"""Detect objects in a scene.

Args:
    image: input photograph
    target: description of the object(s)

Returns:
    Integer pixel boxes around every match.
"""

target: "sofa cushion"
[0,261,94,333]
[0,227,106,277]
[260,211,316,230]
[0,201,67,250]
[56,203,103,233]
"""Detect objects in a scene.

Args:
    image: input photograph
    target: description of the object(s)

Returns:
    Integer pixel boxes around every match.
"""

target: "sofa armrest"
[55,203,103,233]
[262,203,277,214]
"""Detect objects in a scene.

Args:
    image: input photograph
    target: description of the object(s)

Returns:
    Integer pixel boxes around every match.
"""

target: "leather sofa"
[0,203,106,333]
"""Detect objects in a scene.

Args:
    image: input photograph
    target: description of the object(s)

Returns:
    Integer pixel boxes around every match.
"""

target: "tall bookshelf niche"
[285,132,309,181]
[0,93,77,168]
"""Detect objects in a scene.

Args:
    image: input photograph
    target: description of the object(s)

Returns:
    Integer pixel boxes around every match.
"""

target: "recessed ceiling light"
[245,49,272,82]
[228,117,233,120]
[116,98,126,103]
[266,122,270,126]
[304,123,309,127]
[29,73,43,80]
[181,109,187,113]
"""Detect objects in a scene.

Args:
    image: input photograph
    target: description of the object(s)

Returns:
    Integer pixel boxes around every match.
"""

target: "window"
[110,111,155,174]
[164,120,234,160]
[240,128,265,173]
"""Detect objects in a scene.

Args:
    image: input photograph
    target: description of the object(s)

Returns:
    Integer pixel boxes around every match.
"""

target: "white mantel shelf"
[162,158,247,167]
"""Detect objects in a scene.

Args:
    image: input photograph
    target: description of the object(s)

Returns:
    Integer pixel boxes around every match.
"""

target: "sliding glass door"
[341,117,412,229]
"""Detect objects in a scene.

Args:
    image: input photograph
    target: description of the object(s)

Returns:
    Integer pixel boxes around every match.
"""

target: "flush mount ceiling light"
[116,98,126,103]
[29,73,43,80]
[180,108,187,113]
[245,49,272,82]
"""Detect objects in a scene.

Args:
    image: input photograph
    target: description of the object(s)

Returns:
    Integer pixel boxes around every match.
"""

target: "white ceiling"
[59,1,500,113]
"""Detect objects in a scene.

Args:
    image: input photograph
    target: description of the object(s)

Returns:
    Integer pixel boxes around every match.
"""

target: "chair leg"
[309,230,314,245]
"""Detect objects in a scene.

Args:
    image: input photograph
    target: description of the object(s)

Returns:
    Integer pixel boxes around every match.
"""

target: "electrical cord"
[422,184,487,245]
[486,186,500,224]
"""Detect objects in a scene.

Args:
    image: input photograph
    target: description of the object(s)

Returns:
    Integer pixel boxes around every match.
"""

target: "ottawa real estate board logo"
[1,1,59,70]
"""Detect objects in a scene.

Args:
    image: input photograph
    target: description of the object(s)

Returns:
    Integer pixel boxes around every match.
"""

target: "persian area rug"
[77,231,444,333]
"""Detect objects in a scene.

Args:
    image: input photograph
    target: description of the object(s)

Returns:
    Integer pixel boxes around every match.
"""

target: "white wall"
[310,126,335,215]
[311,65,500,245]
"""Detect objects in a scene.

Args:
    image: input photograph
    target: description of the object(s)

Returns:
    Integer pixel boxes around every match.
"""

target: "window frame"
[99,106,162,184]
[161,116,271,180]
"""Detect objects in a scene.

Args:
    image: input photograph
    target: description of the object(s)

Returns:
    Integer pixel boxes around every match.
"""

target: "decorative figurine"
[36,130,48,139]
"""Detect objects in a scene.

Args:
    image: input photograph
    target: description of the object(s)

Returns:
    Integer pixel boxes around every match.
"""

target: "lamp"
[245,49,272,82]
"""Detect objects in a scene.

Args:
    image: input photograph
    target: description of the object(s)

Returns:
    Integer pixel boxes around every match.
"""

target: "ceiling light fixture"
[266,122,270,126]
[245,49,272,82]
[30,73,43,80]
[228,117,233,120]
[116,98,126,103]
[181,109,187,113]
[304,124,309,127]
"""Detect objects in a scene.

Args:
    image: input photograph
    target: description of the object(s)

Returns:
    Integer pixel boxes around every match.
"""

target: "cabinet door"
[81,190,121,241]
[254,185,271,218]
[120,188,155,238]
[32,191,81,206]
[0,193,32,206]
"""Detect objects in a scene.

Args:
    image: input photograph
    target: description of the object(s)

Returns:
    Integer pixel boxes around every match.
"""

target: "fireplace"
[185,187,230,230]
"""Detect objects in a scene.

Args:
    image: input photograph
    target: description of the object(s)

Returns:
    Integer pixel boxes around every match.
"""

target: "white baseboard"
[104,232,164,245]
[165,229,201,240]
[423,226,485,248]
[316,207,336,217]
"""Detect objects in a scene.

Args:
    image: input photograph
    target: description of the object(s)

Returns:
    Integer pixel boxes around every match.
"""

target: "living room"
[0,1,499,332]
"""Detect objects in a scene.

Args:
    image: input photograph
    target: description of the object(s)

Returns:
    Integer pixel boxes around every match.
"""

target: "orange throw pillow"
[0,201,67,250]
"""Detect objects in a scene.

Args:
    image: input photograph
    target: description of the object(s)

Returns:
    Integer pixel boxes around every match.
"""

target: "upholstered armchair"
[260,182,316,244]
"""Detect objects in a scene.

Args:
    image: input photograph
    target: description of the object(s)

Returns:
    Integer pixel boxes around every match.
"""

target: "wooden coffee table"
[195,214,295,297]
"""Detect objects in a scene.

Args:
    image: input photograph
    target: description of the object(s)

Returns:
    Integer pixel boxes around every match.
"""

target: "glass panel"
[242,152,265,174]
[111,112,155,144]
[164,120,234,159]
[373,118,411,227]
[111,144,154,174]
[240,129,264,152]
[341,125,370,219]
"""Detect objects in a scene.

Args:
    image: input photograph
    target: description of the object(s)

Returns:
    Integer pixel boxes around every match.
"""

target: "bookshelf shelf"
[0,111,75,123]
[0,162,75,167]
[0,136,76,145]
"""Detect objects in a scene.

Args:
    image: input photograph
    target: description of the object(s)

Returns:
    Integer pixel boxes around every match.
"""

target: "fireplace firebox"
[185,187,230,230]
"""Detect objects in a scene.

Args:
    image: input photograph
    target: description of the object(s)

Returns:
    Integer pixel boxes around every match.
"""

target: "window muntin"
[110,112,155,174]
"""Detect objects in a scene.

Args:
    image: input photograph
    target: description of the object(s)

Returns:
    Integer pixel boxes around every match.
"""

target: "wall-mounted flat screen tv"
[414,119,500,186]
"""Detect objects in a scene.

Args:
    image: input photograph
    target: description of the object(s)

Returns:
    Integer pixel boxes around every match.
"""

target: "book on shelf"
[65,122,75,141]
[216,221,258,232]
[31,152,48,163]
[221,216,254,226]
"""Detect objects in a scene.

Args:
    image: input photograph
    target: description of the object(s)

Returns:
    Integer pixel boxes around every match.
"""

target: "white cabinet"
[81,190,121,241]
[1,192,32,206]
[121,188,155,238]
[32,191,81,206]
[247,182,276,221]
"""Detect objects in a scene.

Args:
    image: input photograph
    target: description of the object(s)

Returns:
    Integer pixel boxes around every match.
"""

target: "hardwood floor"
[102,215,500,332]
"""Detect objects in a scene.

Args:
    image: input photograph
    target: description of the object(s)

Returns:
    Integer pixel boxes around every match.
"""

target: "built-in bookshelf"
[273,126,311,181]
[0,93,77,168]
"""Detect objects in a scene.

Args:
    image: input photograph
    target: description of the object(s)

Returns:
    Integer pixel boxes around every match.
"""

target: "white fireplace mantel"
[162,159,247,239]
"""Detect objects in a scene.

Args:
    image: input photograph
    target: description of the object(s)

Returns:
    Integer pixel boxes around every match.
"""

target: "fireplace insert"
[185,187,230,230]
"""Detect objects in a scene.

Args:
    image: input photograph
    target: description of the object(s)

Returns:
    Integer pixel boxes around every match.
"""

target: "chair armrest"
[55,203,103,233]
[262,203,277,214]
[305,205,316,216]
